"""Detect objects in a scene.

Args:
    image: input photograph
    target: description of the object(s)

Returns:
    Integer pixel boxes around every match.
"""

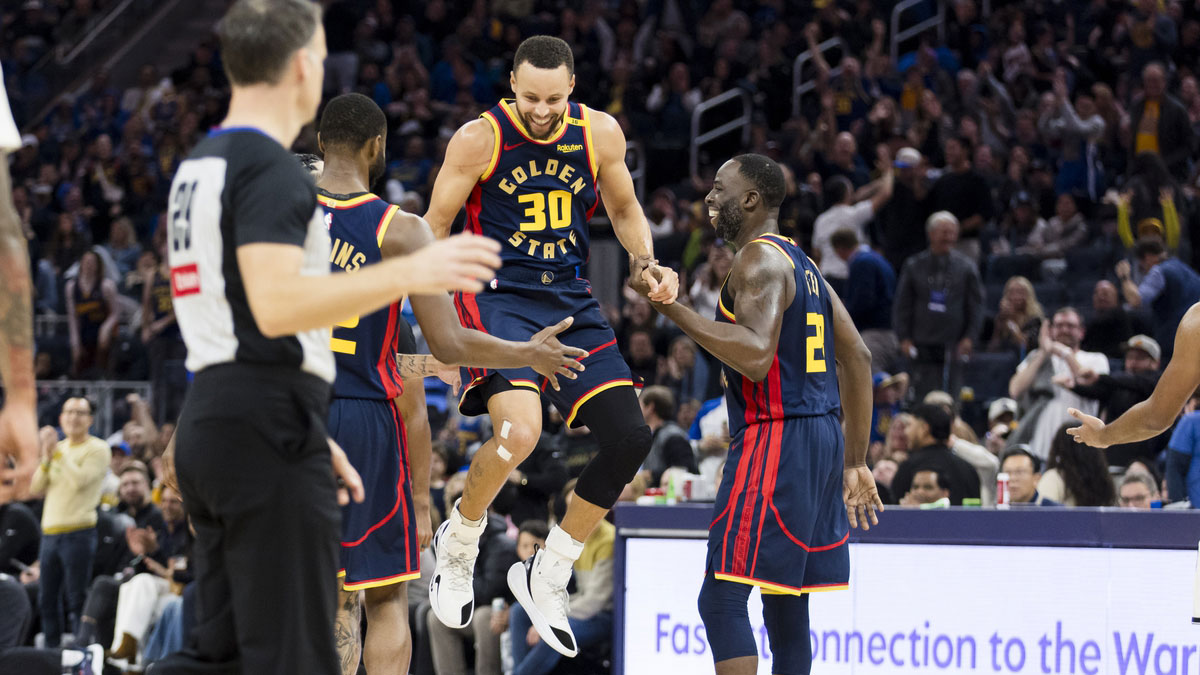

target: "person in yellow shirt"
[29,397,111,648]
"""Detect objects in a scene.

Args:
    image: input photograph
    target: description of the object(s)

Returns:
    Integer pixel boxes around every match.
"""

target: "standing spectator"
[1038,74,1106,200]
[1082,280,1137,358]
[30,398,111,648]
[999,447,1059,506]
[832,229,898,372]
[1117,238,1200,359]
[890,403,982,505]
[1060,335,1165,468]
[893,211,984,400]
[924,135,994,261]
[638,386,697,487]
[1008,308,1110,458]
[140,236,185,423]
[874,146,929,272]
[1128,63,1194,181]
[1017,193,1088,278]
[65,250,119,378]
[812,163,894,294]
[1037,423,1116,506]
[1166,393,1200,507]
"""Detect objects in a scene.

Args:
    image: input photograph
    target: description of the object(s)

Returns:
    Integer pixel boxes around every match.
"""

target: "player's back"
[318,189,404,400]
[469,100,600,281]
[717,233,841,436]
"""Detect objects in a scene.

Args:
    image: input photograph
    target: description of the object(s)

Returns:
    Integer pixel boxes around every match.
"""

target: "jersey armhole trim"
[480,112,503,182]
[749,238,796,269]
[376,204,400,247]
[581,104,599,181]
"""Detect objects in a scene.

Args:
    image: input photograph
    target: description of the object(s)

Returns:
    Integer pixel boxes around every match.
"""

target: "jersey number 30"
[518,190,572,231]
[806,313,827,373]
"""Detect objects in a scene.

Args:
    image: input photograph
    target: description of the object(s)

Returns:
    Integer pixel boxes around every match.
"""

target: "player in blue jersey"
[313,93,589,675]
[631,154,883,675]
[422,36,679,657]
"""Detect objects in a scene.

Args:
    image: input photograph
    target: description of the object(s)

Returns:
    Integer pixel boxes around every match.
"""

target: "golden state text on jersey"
[469,100,600,276]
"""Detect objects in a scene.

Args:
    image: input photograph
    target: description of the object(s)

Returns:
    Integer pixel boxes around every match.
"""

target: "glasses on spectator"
[1118,492,1152,505]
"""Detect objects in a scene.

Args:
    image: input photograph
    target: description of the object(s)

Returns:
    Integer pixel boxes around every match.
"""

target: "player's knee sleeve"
[762,592,812,675]
[572,386,654,509]
[697,574,756,663]
[574,422,651,509]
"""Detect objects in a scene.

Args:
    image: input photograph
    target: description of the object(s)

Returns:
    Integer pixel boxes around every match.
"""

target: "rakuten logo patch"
[171,264,201,297]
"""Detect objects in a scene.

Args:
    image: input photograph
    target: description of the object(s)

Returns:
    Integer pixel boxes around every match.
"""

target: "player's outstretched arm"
[635,244,791,382]
[423,119,495,240]
[238,233,501,338]
[1069,302,1200,448]
[381,211,586,389]
[591,111,678,305]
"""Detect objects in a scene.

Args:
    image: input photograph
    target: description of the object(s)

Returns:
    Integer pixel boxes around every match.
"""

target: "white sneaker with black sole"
[429,502,486,628]
[507,545,578,658]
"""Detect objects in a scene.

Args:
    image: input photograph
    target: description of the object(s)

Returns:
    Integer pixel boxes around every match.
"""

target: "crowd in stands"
[4,0,1200,672]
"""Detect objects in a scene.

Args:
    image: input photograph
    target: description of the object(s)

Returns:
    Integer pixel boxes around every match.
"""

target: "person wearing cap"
[893,211,984,401]
[874,146,930,273]
[890,403,981,506]
[923,390,999,506]
[1008,307,1109,459]
[811,160,894,295]
[985,397,1020,455]
[834,229,899,372]
[1059,334,1166,468]
[999,447,1059,506]
[870,372,909,446]
[1015,193,1089,278]
[924,135,994,262]
[1117,237,1200,360]
[989,190,1046,260]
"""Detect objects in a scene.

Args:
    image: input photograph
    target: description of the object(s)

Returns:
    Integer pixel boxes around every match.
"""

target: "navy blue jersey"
[717,234,841,436]
[318,189,404,400]
[468,100,600,278]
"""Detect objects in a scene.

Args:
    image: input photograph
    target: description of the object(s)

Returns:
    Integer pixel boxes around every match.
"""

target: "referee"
[152,2,500,673]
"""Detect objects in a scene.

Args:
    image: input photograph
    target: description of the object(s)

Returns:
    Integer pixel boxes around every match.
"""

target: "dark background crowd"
[3,0,1200,672]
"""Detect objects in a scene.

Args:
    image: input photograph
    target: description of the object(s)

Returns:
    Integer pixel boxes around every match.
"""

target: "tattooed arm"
[334,588,362,675]
[395,353,448,380]
[0,154,38,501]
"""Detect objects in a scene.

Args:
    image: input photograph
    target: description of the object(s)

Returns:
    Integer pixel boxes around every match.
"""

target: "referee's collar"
[208,125,271,140]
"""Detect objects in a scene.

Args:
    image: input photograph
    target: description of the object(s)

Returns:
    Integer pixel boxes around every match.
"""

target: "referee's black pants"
[150,364,340,675]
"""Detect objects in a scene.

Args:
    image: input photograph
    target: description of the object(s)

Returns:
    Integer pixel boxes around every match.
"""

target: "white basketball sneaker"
[507,527,583,657]
[428,501,486,628]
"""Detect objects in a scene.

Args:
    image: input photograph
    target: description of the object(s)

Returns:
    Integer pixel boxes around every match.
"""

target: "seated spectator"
[989,191,1045,260]
[639,386,698,487]
[924,390,998,505]
[510,480,613,675]
[1117,238,1200,359]
[1060,335,1165,468]
[0,575,104,675]
[1016,193,1088,277]
[99,217,141,280]
[65,250,120,378]
[624,330,659,385]
[890,403,982,505]
[492,433,568,528]
[1037,423,1116,506]
[1168,393,1200,507]
[1000,446,1059,506]
[690,244,733,322]
[870,372,908,447]
[898,469,951,507]
[657,335,710,406]
[1082,280,1138,359]
[882,412,915,465]
[925,135,994,262]
[0,500,40,576]
[984,398,1020,456]
[983,276,1043,355]
[1117,471,1162,509]
[426,473,514,675]
[490,520,549,644]
[872,458,899,503]
[832,229,899,371]
[1008,308,1108,459]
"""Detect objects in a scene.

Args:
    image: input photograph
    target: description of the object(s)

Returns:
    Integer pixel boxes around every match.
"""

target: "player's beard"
[368,151,385,188]
[713,199,744,243]
[520,109,565,140]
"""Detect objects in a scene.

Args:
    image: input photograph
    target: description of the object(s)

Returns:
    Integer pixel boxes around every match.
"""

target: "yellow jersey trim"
[339,570,421,591]
[480,111,503,181]
[718,294,736,322]
[750,238,795,268]
[499,100,571,145]
[714,572,849,596]
[317,193,378,209]
[376,204,400,247]
[580,105,599,180]
[566,379,634,426]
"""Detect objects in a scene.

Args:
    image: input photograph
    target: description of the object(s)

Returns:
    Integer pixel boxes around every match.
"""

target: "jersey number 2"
[518,190,572,231]
[806,313,827,373]
[331,315,359,355]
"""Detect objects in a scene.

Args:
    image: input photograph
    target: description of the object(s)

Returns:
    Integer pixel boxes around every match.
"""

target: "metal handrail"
[792,37,845,118]
[689,88,752,177]
[625,140,645,202]
[890,0,946,64]
[37,379,152,437]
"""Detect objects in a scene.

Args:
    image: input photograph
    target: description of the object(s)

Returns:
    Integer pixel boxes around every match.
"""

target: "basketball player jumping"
[631,154,882,675]
[314,93,587,675]
[423,36,679,657]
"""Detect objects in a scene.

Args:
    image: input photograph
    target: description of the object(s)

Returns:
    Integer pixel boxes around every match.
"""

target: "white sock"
[544,525,584,565]
[452,501,485,529]
[61,649,84,668]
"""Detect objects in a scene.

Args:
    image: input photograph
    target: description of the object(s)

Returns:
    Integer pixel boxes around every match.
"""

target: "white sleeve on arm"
[0,64,20,151]
[852,200,876,226]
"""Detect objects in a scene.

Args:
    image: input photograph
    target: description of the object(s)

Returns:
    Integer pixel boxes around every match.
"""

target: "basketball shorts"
[454,276,635,426]
[328,397,420,590]
[707,413,850,595]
